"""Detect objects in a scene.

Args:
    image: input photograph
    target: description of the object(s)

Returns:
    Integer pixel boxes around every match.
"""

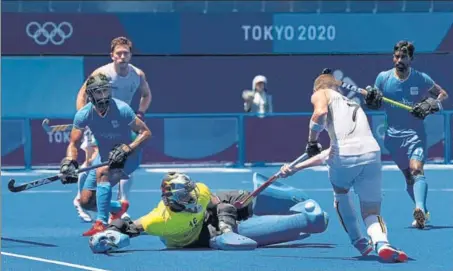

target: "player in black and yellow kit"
[89,172,329,253]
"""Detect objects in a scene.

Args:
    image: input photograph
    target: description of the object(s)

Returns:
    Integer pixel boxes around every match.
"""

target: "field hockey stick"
[233,153,309,209]
[338,81,412,111]
[42,119,75,133]
[321,68,412,111]
[8,161,109,193]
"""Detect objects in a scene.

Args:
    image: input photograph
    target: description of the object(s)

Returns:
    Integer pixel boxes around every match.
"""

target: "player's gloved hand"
[321,68,332,75]
[108,217,141,238]
[60,158,79,184]
[108,144,132,169]
[306,141,322,158]
[279,164,296,178]
[364,86,383,110]
[411,97,442,120]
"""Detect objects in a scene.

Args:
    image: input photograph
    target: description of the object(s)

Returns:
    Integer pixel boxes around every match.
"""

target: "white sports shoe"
[73,197,93,223]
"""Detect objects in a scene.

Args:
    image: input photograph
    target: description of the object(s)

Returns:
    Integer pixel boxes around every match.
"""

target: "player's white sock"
[364,215,389,246]
[334,191,364,243]
[118,177,133,201]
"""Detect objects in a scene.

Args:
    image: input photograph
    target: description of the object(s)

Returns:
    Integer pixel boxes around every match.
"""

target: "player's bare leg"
[401,168,416,203]
[79,189,97,212]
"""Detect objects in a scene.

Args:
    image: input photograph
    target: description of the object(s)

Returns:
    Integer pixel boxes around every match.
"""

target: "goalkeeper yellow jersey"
[139,182,212,248]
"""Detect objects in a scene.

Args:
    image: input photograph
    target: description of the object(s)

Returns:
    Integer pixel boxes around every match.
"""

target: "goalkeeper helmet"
[161,172,199,213]
[86,73,113,115]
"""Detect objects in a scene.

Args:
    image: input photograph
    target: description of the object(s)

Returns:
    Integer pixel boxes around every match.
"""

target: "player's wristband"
[309,120,325,132]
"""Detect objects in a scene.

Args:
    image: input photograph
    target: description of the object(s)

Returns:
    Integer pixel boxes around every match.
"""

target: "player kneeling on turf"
[89,172,329,253]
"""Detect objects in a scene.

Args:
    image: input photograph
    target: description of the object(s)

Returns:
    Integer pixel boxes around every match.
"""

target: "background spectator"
[242,75,273,115]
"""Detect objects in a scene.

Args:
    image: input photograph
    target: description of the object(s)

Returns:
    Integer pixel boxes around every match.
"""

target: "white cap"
[252,75,267,90]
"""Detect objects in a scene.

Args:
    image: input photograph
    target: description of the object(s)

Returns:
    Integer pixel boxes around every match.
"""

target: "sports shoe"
[109,200,130,222]
[376,242,408,263]
[73,197,93,223]
[412,208,430,229]
[83,220,107,237]
[353,237,373,256]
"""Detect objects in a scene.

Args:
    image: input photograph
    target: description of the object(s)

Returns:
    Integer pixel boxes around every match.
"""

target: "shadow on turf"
[262,243,336,249]
[1,237,58,248]
[107,243,336,254]
[405,225,453,231]
[107,248,212,255]
[259,254,416,263]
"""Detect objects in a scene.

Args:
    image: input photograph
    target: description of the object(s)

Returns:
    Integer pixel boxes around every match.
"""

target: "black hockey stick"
[8,162,109,193]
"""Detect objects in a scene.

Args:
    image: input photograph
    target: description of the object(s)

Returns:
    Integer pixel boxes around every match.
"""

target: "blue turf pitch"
[2,166,452,271]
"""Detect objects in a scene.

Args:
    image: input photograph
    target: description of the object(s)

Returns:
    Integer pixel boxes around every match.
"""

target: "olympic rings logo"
[26,21,73,46]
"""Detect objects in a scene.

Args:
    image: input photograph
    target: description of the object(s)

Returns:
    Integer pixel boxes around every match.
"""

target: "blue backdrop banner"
[3,12,452,55]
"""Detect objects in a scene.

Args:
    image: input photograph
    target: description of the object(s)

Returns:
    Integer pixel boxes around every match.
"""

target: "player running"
[73,37,152,222]
[280,71,408,262]
[88,172,329,253]
[364,41,448,229]
[60,73,152,236]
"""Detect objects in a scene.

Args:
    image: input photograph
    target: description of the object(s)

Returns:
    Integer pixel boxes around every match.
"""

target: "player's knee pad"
[217,203,238,232]
[252,173,309,216]
[89,230,130,254]
[359,201,381,220]
[209,231,257,251]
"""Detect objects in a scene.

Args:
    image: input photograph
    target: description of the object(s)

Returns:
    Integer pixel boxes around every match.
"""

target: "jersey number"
[342,96,360,135]
[189,217,198,228]
[343,97,360,122]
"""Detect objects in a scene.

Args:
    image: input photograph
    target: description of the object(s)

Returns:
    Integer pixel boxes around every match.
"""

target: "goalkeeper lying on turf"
[89,172,329,253]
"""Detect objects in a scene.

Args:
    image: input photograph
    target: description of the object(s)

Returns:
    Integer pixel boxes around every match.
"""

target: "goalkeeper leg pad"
[209,232,257,251]
[252,173,309,216]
